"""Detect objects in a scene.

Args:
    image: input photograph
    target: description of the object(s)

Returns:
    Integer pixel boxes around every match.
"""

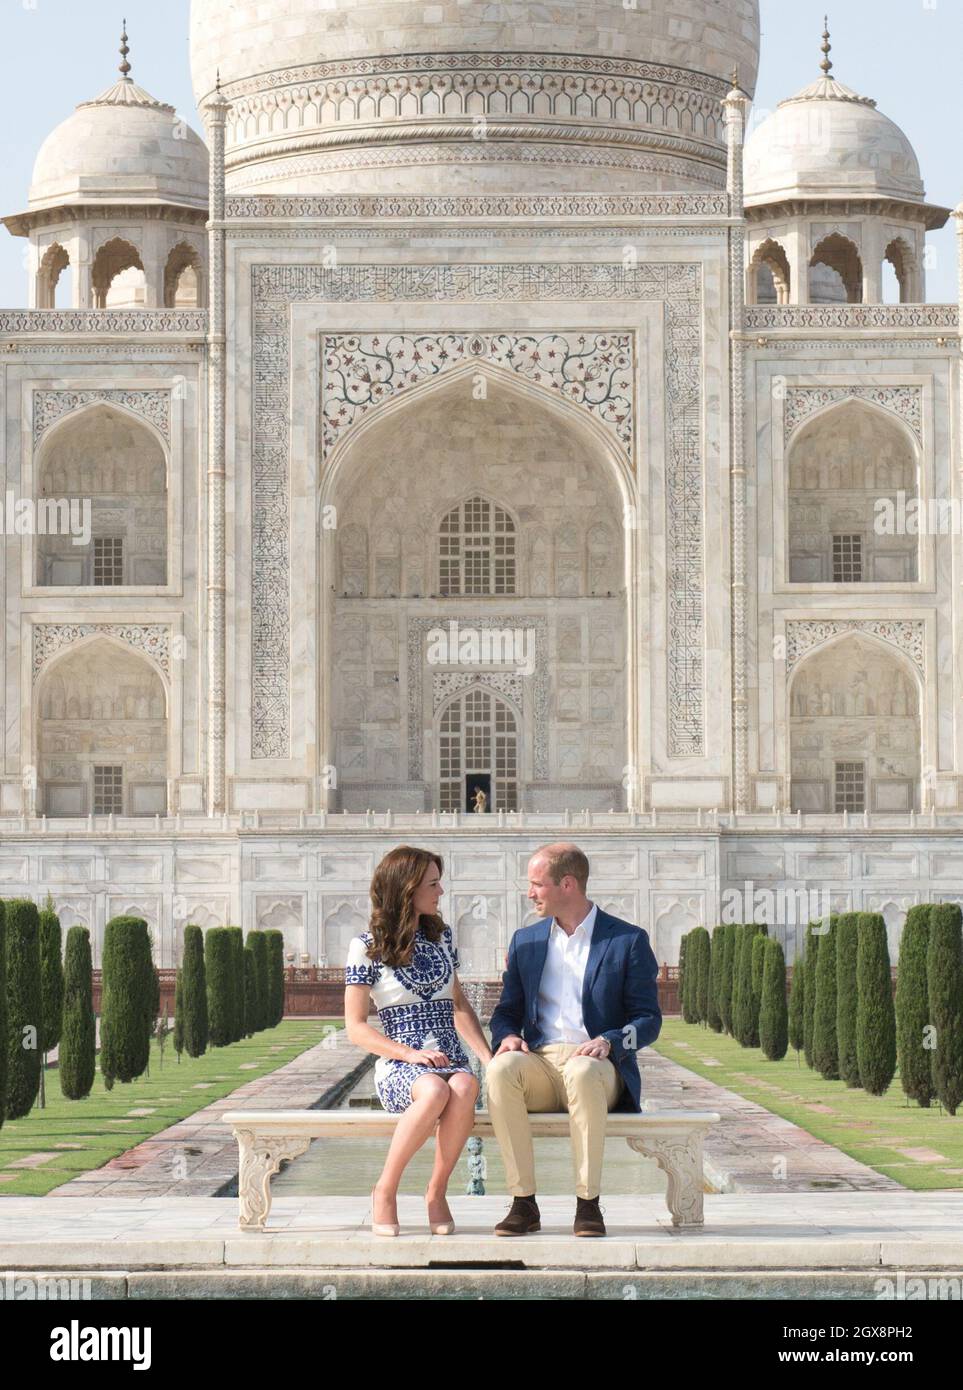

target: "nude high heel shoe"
[370,1190,400,1237]
[426,1193,456,1236]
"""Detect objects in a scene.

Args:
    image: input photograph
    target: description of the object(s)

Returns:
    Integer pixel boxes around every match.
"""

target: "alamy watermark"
[0,491,90,544]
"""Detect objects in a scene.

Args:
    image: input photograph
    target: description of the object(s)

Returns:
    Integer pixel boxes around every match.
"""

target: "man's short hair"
[535,842,590,893]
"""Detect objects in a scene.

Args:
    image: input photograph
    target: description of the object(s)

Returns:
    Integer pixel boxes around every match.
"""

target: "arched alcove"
[884,237,917,305]
[37,638,168,817]
[164,241,203,307]
[789,635,921,814]
[92,237,146,309]
[323,367,629,813]
[37,242,71,308]
[749,239,791,305]
[810,234,863,304]
[787,400,919,584]
[37,405,168,587]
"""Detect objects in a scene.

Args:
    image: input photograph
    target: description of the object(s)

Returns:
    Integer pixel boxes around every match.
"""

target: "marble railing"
[0,309,209,334]
[0,807,959,835]
[744,304,959,333]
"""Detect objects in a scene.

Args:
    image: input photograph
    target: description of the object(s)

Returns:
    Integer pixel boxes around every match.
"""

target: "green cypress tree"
[266,930,285,1027]
[813,916,839,1080]
[787,942,805,1055]
[182,925,209,1057]
[749,928,769,1048]
[707,927,723,1033]
[719,923,736,1035]
[37,904,64,1110]
[58,926,95,1101]
[759,937,789,1061]
[856,912,897,1097]
[250,930,270,1031]
[244,946,257,1039]
[684,928,708,1023]
[39,904,64,1056]
[730,925,746,1041]
[679,933,691,1021]
[232,928,247,1040]
[173,967,184,1061]
[802,922,821,1069]
[0,902,6,1128]
[4,899,42,1119]
[100,915,153,1087]
[896,905,935,1107]
[835,912,861,1088]
[927,903,963,1116]
[205,927,234,1047]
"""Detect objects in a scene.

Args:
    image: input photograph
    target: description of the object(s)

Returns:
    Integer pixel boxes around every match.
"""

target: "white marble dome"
[745,73,924,207]
[189,0,760,195]
[29,76,209,212]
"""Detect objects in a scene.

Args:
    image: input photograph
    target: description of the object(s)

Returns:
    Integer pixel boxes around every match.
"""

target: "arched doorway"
[437,685,520,813]
[321,367,631,812]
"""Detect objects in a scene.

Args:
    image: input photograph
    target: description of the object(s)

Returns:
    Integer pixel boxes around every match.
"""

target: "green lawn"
[653,1019,963,1191]
[0,1019,340,1196]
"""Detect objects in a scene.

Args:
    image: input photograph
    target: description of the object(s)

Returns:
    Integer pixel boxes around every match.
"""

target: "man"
[486,842,661,1237]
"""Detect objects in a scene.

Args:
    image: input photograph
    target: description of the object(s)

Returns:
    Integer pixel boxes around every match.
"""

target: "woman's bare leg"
[373,1074,451,1225]
[426,1072,479,1222]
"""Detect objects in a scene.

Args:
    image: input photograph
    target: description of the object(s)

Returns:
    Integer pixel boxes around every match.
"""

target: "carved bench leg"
[626,1128,706,1228]
[235,1128,312,1231]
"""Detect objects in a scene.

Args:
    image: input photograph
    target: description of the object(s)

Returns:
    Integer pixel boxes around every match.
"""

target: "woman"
[344,845,492,1236]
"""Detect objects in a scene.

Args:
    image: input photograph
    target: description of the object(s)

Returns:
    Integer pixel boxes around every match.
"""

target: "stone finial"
[820,16,833,76]
[119,18,132,80]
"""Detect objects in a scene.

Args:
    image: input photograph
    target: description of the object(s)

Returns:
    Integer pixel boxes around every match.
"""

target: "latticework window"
[832,534,863,584]
[93,536,124,586]
[93,764,123,815]
[834,761,865,814]
[439,497,516,595]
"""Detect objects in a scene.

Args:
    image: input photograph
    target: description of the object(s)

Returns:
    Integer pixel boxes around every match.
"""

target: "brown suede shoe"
[574,1196,606,1237]
[494,1195,541,1236]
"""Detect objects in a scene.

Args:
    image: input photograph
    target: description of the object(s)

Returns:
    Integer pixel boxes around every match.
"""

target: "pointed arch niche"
[786,398,921,586]
[35,637,169,817]
[34,403,169,588]
[320,365,632,813]
[788,633,921,814]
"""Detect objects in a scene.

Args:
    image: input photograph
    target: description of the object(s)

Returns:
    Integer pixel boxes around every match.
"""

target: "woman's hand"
[406,1048,451,1068]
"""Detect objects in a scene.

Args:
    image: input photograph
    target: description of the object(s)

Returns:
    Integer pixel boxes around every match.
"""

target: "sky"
[0,0,960,306]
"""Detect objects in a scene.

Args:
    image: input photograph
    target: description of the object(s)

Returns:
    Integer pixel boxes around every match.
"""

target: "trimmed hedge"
[835,913,861,1089]
[802,923,820,1069]
[39,907,64,1057]
[0,903,6,1127]
[707,927,723,1033]
[896,905,935,1108]
[266,930,285,1027]
[205,927,234,1048]
[249,931,270,1032]
[173,968,184,1059]
[759,937,789,1062]
[719,924,736,1035]
[181,924,209,1057]
[4,899,42,1119]
[100,915,153,1088]
[59,926,95,1100]
[749,929,768,1048]
[927,903,963,1116]
[244,946,257,1039]
[812,917,839,1081]
[856,913,897,1097]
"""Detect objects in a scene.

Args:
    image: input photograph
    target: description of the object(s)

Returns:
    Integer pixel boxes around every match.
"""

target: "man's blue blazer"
[488,908,662,1112]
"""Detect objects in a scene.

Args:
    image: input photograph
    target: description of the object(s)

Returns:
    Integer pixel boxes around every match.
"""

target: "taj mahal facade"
[1,1,962,976]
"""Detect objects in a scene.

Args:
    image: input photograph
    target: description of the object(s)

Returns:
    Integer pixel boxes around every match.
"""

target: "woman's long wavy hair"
[367,845,445,969]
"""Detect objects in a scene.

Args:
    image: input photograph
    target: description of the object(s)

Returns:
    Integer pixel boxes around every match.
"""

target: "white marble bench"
[222,1108,721,1232]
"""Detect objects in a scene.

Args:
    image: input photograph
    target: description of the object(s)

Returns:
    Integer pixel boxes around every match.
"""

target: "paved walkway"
[1,1192,962,1276]
[44,1029,372,1199]
[642,1047,903,1193]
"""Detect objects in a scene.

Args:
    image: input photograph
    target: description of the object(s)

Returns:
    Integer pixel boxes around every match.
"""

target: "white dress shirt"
[535,902,598,1044]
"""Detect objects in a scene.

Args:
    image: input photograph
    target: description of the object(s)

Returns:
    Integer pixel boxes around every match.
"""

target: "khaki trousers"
[485,1044,623,1200]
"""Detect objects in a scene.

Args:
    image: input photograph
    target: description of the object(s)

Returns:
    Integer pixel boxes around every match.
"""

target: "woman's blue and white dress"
[345,924,474,1113]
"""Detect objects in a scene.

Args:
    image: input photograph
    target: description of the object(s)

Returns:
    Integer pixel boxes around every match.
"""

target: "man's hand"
[572,1036,612,1060]
[495,1035,530,1055]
